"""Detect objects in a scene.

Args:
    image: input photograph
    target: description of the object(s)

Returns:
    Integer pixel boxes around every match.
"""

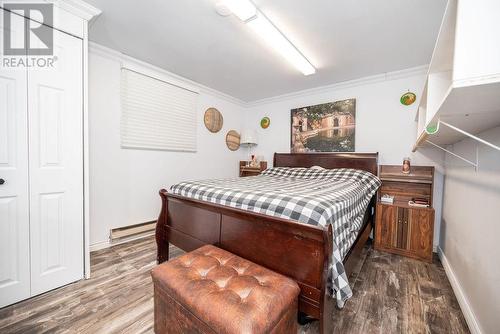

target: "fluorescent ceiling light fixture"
[222,0,316,76]
[223,0,256,21]
[246,14,316,75]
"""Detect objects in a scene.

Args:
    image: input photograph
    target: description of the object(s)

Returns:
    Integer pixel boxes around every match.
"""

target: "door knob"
[0,179,4,185]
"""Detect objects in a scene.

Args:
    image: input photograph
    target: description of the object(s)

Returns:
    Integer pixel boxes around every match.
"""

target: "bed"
[155,152,379,333]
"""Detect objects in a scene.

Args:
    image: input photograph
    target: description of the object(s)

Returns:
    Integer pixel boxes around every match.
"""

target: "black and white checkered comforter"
[170,167,381,307]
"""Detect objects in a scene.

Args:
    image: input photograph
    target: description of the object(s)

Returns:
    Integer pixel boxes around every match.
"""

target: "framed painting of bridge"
[291,99,356,153]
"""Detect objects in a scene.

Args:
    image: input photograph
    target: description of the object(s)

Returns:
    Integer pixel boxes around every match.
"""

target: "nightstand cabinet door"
[409,208,434,261]
[374,204,396,249]
[375,204,434,262]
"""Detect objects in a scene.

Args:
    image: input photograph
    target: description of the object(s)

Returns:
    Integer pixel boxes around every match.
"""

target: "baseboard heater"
[110,221,156,240]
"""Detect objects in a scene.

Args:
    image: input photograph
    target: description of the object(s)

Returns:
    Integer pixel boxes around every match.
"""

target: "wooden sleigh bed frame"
[156,152,378,333]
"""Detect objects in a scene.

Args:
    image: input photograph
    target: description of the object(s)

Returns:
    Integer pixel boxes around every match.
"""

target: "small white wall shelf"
[413,0,500,152]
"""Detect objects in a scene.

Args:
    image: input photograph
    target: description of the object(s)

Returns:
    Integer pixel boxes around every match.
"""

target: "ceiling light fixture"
[246,14,316,76]
[223,0,256,21]
[221,0,316,76]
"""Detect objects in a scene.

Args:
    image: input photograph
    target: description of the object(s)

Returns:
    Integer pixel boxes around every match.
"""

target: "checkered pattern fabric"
[170,167,381,307]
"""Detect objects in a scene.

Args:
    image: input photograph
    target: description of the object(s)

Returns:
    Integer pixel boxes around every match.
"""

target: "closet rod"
[439,120,500,152]
[425,140,478,171]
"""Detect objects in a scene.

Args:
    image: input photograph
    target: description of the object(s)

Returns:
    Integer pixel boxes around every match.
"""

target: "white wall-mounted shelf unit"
[413,0,500,152]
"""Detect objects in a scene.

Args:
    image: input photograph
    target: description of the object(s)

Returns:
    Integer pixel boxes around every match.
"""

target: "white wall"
[439,127,500,334]
[88,45,245,248]
[244,68,445,247]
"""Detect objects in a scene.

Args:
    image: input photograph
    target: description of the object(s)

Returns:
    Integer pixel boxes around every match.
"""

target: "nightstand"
[239,161,267,177]
[374,165,435,262]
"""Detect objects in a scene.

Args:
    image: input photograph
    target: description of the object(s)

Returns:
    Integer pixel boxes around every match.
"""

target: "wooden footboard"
[156,190,332,319]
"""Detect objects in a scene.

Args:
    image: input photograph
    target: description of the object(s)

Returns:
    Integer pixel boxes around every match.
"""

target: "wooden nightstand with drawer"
[239,161,267,177]
[374,165,435,262]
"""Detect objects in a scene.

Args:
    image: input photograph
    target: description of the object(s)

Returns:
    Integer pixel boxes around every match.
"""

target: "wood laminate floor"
[0,236,469,334]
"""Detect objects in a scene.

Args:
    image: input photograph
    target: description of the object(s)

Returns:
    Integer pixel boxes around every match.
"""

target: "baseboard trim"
[437,246,483,334]
[90,231,155,252]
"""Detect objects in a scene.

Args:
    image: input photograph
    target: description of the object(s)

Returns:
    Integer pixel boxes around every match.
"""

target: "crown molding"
[246,65,429,107]
[89,42,247,107]
[89,41,428,109]
[48,0,101,21]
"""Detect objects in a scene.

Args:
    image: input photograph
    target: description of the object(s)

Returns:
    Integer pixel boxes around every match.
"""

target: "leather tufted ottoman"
[151,245,300,334]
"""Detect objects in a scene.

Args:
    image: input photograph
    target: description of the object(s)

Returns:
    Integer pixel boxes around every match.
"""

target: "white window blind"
[120,68,198,152]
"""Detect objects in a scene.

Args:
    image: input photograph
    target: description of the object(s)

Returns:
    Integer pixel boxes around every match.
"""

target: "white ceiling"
[85,0,447,102]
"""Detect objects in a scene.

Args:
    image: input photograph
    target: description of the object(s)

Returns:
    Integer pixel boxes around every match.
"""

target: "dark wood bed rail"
[156,152,378,333]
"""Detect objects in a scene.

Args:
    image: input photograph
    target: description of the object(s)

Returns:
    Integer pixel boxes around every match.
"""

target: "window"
[120,68,198,152]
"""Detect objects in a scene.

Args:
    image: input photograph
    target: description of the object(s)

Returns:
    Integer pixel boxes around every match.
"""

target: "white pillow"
[310,165,326,170]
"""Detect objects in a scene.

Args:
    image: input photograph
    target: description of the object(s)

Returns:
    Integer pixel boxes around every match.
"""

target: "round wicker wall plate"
[225,130,240,151]
[204,108,223,133]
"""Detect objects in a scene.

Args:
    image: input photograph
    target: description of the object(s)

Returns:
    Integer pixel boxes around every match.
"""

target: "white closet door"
[28,28,84,295]
[0,12,31,308]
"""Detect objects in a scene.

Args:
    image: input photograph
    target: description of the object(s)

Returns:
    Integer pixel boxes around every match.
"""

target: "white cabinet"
[453,0,500,83]
[413,0,500,151]
[0,2,99,308]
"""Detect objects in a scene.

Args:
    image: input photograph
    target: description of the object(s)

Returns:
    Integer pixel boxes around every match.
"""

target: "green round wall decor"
[260,116,271,129]
[400,92,417,106]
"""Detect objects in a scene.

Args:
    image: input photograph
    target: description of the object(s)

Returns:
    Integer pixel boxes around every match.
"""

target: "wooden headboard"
[273,152,379,176]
